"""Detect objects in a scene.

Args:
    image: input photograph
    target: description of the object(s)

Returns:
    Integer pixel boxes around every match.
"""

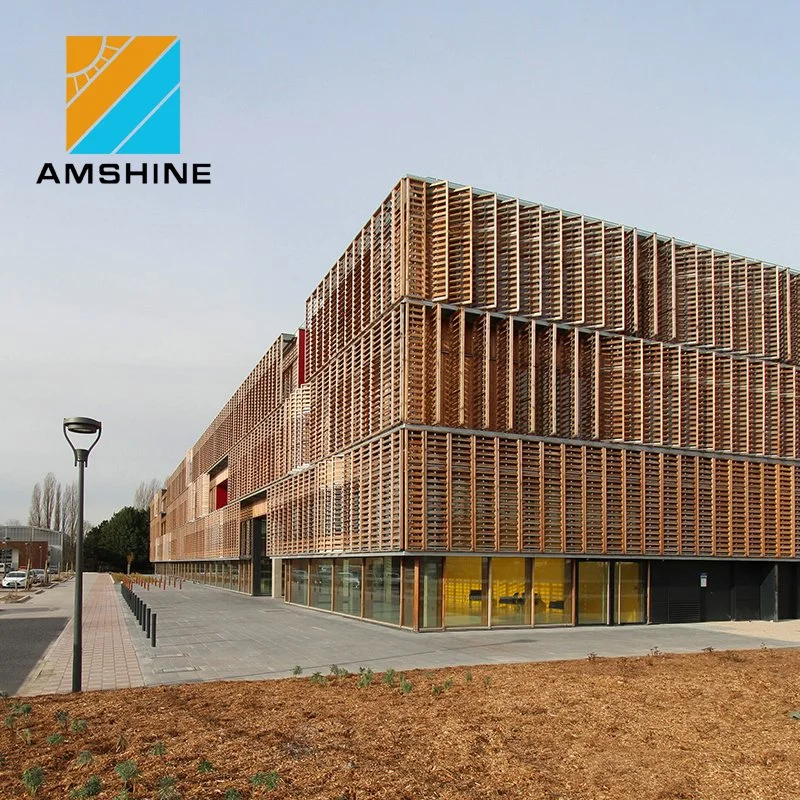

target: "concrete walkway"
[19,573,143,695]
[17,576,800,696]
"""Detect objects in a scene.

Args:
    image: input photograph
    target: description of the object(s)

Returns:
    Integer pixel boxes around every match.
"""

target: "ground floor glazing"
[154,556,800,629]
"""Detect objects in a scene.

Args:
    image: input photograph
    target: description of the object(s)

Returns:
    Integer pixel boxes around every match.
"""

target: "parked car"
[2,571,29,589]
[30,569,46,584]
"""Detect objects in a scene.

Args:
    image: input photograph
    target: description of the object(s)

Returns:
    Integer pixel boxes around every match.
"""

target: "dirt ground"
[2,647,800,799]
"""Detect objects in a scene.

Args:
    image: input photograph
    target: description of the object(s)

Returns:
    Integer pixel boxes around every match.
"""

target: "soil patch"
[2,648,800,799]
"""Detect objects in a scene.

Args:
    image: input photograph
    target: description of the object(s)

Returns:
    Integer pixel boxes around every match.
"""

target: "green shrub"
[197,759,213,773]
[71,719,88,733]
[21,766,45,796]
[76,750,94,767]
[399,677,413,694]
[157,776,179,800]
[223,790,242,800]
[250,771,280,789]
[70,775,102,798]
[149,741,167,756]
[114,760,139,789]
[382,668,396,685]
[55,710,69,728]
[357,667,375,688]
[309,672,328,686]
[292,665,302,676]
[47,732,65,746]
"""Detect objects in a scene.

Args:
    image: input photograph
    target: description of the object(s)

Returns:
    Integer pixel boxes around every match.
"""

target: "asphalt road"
[0,581,73,694]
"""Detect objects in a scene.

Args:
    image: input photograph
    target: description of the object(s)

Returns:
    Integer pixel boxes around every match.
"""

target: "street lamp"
[63,416,102,693]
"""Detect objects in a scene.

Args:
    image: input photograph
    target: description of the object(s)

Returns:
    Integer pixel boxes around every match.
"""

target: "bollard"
[151,613,157,647]
[146,607,151,637]
[141,604,147,631]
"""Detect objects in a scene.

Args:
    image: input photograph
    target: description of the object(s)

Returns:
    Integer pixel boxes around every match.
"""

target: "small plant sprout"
[587,652,598,662]
[5,714,16,730]
[149,740,167,756]
[198,759,214,773]
[13,702,32,717]
[292,665,303,676]
[114,760,140,789]
[483,676,492,688]
[55,710,69,728]
[223,790,242,800]
[71,719,88,733]
[157,776,179,800]
[309,672,328,686]
[443,678,454,690]
[69,775,102,799]
[76,750,94,767]
[250,771,280,789]
[115,732,128,753]
[382,668,396,686]
[357,667,375,688]
[399,676,413,694]
[19,728,33,745]
[21,766,45,796]
[432,684,443,696]
[465,670,473,683]
[47,732,65,746]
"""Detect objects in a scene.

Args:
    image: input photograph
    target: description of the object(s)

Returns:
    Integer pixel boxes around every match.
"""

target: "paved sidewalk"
[17,576,800,696]
[19,573,143,695]
[120,580,800,688]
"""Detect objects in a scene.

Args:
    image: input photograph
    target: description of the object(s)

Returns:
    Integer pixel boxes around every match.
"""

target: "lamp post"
[63,416,102,693]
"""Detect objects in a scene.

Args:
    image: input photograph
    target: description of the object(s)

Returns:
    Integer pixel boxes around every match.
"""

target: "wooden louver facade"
[152,176,800,619]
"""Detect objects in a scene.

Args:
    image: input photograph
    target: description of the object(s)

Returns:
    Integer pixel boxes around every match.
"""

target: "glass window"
[534,558,573,625]
[491,557,530,626]
[290,559,309,605]
[309,560,332,610]
[444,557,488,628]
[334,558,362,617]
[577,561,609,625]
[420,557,443,629]
[260,557,272,596]
[401,558,416,628]
[616,561,646,623]
[363,557,400,624]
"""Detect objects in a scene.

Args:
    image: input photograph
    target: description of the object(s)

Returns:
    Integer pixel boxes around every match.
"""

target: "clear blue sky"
[2,1,799,525]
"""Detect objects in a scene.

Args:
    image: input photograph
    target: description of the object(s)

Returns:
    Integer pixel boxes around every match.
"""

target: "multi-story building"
[151,176,800,629]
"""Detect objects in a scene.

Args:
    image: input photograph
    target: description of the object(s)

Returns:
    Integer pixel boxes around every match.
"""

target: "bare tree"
[29,483,43,526]
[54,483,62,532]
[134,479,162,511]
[5,518,21,526]
[62,482,78,540]
[42,472,58,528]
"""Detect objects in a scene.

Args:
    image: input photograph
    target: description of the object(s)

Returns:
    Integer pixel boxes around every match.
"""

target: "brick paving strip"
[18,573,144,696]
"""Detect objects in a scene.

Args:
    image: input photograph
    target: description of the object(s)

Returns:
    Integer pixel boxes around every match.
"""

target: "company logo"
[66,36,180,155]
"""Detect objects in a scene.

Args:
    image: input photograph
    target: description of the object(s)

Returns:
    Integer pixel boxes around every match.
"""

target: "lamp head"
[63,417,102,465]
[64,417,102,435]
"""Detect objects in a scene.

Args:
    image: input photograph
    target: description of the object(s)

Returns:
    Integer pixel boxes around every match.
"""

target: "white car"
[30,569,46,584]
[2,571,29,589]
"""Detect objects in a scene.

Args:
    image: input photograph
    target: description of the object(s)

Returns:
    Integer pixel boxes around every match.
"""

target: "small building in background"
[0,525,65,572]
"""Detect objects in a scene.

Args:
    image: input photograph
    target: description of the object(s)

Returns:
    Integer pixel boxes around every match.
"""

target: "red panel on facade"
[216,480,228,509]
